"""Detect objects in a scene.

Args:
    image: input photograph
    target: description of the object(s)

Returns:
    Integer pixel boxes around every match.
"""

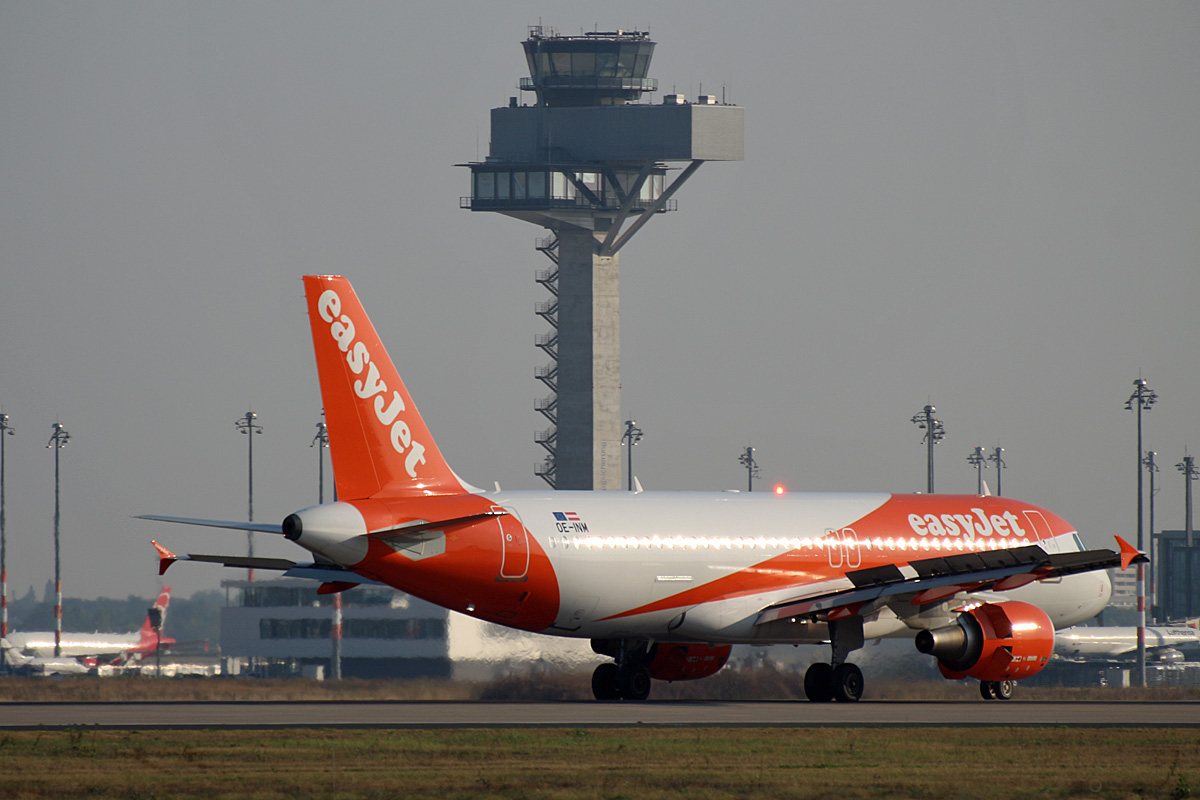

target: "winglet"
[152,540,178,576]
[1116,535,1146,570]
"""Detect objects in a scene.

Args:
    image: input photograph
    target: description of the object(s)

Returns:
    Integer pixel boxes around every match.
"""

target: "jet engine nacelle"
[915,601,1054,682]
[646,643,732,682]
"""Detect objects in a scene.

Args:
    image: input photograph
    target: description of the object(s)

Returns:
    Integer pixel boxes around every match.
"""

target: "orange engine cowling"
[915,601,1054,682]
[647,643,733,682]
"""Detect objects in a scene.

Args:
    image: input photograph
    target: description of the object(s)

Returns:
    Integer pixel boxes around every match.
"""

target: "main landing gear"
[804,617,865,703]
[979,680,1015,700]
[591,639,652,701]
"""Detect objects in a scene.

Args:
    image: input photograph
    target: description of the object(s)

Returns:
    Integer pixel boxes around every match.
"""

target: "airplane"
[3,587,174,667]
[141,275,1144,702]
[1,638,91,676]
[1054,624,1199,662]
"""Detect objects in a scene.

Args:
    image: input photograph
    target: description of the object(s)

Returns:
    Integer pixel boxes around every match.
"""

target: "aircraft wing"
[756,538,1144,626]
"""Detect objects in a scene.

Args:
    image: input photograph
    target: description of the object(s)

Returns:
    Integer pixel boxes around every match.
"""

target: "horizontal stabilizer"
[184,554,298,571]
[136,515,284,534]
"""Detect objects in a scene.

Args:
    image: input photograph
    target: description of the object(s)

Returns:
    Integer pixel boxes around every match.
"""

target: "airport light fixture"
[1177,453,1197,620]
[621,420,643,492]
[987,447,1007,497]
[46,422,70,657]
[1144,451,1159,621]
[311,413,330,504]
[0,411,11,645]
[911,405,945,493]
[967,446,986,495]
[738,446,761,492]
[1178,453,1197,548]
[236,411,263,581]
[309,410,342,680]
[1125,378,1156,687]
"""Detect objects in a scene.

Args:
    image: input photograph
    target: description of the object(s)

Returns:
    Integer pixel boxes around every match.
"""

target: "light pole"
[1144,451,1159,622]
[967,447,985,495]
[236,411,263,581]
[911,405,945,493]
[737,446,760,492]
[1177,453,1197,620]
[310,412,341,680]
[1125,378,1157,687]
[311,413,330,504]
[987,447,1006,497]
[621,420,643,491]
[0,411,12,647]
[46,422,70,658]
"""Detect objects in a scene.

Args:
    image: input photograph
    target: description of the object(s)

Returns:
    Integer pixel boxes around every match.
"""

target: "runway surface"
[2,700,1197,729]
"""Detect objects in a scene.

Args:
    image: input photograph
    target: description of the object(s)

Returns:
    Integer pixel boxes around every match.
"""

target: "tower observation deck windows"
[469,167,667,210]
[534,44,651,80]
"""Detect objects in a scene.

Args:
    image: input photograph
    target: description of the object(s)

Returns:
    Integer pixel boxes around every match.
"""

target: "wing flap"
[756,540,1146,626]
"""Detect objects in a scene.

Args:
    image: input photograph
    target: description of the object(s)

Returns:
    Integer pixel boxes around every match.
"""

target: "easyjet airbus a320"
[142,275,1144,702]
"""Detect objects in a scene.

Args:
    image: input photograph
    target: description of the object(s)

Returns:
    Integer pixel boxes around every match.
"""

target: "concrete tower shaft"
[460,27,743,489]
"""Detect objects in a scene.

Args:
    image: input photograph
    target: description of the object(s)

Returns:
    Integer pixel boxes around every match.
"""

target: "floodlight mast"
[1177,453,1197,620]
[987,447,1006,497]
[311,413,330,504]
[460,27,743,490]
[1125,377,1157,688]
[911,405,945,493]
[621,420,643,491]
[46,422,70,658]
[1144,450,1159,621]
[738,446,761,493]
[967,446,985,495]
[0,411,12,646]
[309,410,341,680]
[236,411,263,582]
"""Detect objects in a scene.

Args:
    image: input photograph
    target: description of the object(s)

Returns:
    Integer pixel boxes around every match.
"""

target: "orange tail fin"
[303,275,466,500]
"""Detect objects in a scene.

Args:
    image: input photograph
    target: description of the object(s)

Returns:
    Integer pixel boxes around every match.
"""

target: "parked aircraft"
[1055,624,1199,661]
[141,276,1143,702]
[4,587,173,666]
[1,638,90,676]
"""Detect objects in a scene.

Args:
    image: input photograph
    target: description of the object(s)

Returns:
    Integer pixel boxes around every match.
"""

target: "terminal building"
[219,579,597,679]
[1153,530,1200,622]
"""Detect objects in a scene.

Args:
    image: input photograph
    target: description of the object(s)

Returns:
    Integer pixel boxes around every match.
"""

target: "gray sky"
[1,1,1197,601]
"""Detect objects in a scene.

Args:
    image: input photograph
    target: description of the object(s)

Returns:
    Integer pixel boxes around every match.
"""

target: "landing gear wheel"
[617,664,652,701]
[994,680,1015,700]
[979,680,998,700]
[591,662,621,701]
[804,662,834,702]
[832,663,864,703]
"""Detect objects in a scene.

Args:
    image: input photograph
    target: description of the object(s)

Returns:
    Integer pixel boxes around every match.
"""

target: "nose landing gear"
[803,616,865,702]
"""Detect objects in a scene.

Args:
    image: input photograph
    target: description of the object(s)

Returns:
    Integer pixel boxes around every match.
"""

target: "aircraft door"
[495,505,529,581]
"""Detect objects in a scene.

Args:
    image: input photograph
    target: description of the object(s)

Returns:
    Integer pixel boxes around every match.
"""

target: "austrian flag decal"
[552,511,588,532]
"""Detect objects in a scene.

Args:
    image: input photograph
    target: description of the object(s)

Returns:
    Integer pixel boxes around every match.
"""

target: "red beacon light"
[773,484,786,496]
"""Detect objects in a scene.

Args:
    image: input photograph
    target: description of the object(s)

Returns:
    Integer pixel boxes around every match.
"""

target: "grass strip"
[0,727,1196,800]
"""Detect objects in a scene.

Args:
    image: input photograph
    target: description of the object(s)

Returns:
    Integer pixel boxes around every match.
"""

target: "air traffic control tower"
[460,27,743,490]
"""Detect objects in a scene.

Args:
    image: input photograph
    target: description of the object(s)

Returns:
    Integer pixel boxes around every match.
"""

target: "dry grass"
[0,726,1197,799]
